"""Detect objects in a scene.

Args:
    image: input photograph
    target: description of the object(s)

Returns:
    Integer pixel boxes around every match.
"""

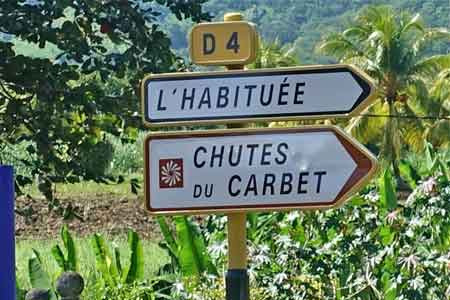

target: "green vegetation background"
[163,0,450,64]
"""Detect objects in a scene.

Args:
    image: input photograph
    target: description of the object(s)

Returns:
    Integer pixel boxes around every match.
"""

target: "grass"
[16,235,169,291]
[20,173,144,199]
[1,131,147,199]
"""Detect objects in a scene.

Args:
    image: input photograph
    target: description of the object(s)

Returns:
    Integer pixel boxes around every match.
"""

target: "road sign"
[0,166,15,300]
[144,126,377,214]
[190,21,258,66]
[141,64,376,127]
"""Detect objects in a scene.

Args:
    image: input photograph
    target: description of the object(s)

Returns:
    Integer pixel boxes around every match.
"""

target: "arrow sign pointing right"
[142,64,376,127]
[144,126,378,214]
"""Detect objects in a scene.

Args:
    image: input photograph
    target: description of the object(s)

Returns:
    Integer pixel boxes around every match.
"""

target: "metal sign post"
[223,13,249,300]
[0,166,15,300]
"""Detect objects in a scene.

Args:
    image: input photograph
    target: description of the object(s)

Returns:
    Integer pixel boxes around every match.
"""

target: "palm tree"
[318,5,450,179]
[409,68,450,149]
[249,39,299,69]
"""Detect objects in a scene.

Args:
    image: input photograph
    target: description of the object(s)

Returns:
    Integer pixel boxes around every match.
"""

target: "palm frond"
[367,30,385,44]
[249,39,299,69]
[359,6,392,30]
[399,13,424,37]
[346,99,386,143]
[412,54,450,78]
[430,69,450,104]
[318,33,366,62]
[427,120,450,148]
[413,28,450,54]
[342,26,370,41]
[407,78,437,115]
[397,103,426,152]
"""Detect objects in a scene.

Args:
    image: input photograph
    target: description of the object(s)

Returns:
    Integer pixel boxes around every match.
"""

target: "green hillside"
[8,1,449,64]
[167,0,450,64]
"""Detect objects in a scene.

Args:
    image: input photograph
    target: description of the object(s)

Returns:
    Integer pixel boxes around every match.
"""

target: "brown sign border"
[144,126,378,215]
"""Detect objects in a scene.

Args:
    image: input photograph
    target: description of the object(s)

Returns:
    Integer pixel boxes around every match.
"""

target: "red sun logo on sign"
[159,159,184,189]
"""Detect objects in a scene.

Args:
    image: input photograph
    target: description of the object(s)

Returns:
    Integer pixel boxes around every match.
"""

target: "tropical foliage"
[17,228,171,300]
[166,0,450,64]
[16,152,450,299]
[9,2,450,300]
[248,39,299,69]
[0,1,210,203]
[319,6,450,178]
[157,216,218,277]
[171,154,450,300]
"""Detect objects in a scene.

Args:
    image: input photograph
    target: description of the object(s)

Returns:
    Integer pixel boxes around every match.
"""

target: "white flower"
[286,211,300,222]
[386,210,399,224]
[276,254,289,265]
[406,228,415,238]
[420,177,437,196]
[409,276,425,291]
[174,281,185,293]
[443,186,450,195]
[364,191,380,202]
[400,254,419,271]
[160,160,182,186]
[409,216,422,227]
[274,272,288,284]
[354,228,364,236]
[208,241,227,258]
[406,189,419,206]
[254,252,271,265]
[275,235,292,248]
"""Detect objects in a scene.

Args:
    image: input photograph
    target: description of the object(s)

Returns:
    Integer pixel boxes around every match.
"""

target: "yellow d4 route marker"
[190,19,258,66]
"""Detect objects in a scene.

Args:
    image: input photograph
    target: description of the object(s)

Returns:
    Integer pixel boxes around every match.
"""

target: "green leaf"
[380,226,395,246]
[379,169,397,210]
[29,249,52,289]
[381,272,397,300]
[16,275,26,300]
[437,157,450,183]
[430,157,440,174]
[338,262,351,298]
[399,160,418,188]
[247,213,258,239]
[50,245,67,271]
[157,216,178,257]
[114,246,123,278]
[349,195,365,206]
[90,233,116,286]
[123,230,144,284]
[293,223,306,244]
[175,217,202,276]
[130,178,141,195]
[61,224,77,271]
[28,249,57,300]
[425,142,435,171]
[175,216,218,276]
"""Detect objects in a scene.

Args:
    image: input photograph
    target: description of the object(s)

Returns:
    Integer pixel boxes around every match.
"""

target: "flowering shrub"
[173,172,450,300]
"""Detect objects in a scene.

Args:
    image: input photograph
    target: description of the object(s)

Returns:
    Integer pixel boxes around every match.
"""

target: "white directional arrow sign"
[141,64,376,127]
[144,126,378,214]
